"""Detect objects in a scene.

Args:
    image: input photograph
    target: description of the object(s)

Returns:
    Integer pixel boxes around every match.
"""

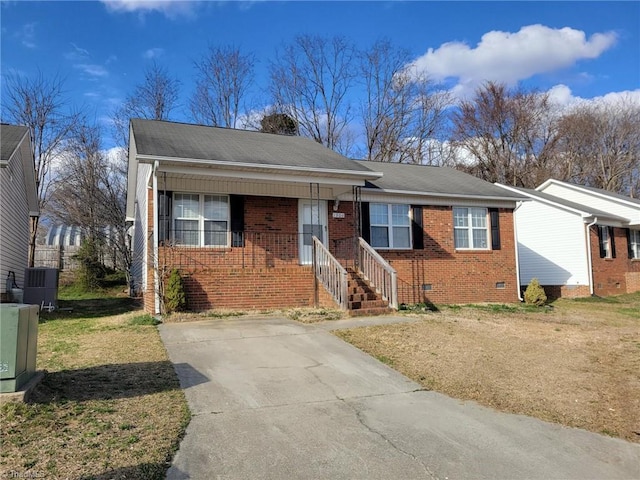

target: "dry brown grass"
[336,293,640,443]
[0,296,190,480]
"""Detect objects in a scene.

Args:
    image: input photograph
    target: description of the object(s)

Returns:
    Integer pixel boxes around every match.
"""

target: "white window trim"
[453,206,490,250]
[599,226,612,259]
[370,203,412,250]
[173,193,230,247]
[631,230,640,260]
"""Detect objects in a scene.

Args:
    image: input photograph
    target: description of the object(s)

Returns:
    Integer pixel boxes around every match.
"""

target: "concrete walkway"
[160,316,640,480]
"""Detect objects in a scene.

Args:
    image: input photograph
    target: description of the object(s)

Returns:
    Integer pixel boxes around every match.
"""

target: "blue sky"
[1,1,639,149]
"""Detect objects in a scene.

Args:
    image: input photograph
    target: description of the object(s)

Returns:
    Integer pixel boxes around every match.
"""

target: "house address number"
[332,212,345,218]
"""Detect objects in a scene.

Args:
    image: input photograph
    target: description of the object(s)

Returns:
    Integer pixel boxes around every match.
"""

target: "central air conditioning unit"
[23,268,59,311]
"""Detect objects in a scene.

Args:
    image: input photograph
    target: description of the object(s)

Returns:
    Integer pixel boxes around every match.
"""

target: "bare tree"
[269,34,356,154]
[189,45,255,128]
[451,81,559,187]
[1,71,82,266]
[556,97,640,196]
[48,123,130,272]
[112,61,180,147]
[360,40,453,164]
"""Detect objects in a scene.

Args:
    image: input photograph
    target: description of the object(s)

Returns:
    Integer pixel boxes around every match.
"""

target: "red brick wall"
[590,226,640,296]
[144,193,520,312]
[539,285,591,300]
[328,201,519,305]
[181,267,317,310]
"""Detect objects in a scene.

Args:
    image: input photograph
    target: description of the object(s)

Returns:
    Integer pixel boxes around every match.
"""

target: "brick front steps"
[346,268,393,316]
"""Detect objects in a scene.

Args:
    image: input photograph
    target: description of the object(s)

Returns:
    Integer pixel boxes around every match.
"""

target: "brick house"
[497,181,640,298]
[126,119,526,314]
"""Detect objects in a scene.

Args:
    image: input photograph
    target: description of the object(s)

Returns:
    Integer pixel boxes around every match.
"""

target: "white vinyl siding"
[370,203,411,249]
[453,207,488,249]
[130,163,151,292]
[540,183,640,224]
[514,199,589,287]
[0,148,30,294]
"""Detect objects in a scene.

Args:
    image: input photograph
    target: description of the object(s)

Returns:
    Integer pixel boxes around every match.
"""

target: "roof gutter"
[360,187,526,203]
[513,202,523,302]
[585,217,598,296]
[136,154,383,180]
[152,161,161,315]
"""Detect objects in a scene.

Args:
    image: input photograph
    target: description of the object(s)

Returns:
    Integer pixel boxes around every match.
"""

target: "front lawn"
[336,293,640,443]
[0,288,190,479]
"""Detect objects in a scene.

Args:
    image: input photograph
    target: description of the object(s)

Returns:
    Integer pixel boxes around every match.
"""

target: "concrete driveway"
[160,316,640,480]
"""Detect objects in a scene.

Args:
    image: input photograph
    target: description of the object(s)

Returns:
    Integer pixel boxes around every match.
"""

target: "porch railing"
[158,231,302,270]
[313,236,348,310]
[358,237,398,309]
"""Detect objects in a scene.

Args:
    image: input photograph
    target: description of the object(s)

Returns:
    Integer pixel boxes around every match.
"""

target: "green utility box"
[0,304,39,393]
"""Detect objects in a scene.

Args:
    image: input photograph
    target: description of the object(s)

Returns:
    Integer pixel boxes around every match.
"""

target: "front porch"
[154,230,397,315]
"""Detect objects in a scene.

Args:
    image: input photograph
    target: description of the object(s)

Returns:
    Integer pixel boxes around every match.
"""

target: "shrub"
[75,238,105,291]
[524,278,547,306]
[163,269,186,313]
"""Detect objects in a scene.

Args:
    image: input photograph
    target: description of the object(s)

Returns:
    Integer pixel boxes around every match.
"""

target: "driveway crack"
[347,401,438,480]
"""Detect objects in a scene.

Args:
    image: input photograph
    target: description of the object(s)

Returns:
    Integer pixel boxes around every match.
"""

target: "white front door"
[299,199,328,265]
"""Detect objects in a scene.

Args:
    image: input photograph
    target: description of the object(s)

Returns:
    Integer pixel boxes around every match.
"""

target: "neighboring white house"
[497,180,640,298]
[0,124,39,300]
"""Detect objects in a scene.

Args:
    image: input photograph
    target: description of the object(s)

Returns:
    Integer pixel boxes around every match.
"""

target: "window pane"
[632,231,640,259]
[454,229,468,249]
[204,195,228,220]
[453,208,468,227]
[472,229,488,249]
[471,208,487,228]
[371,226,389,247]
[393,227,410,248]
[370,204,388,225]
[391,204,410,226]
[204,220,227,246]
[174,194,199,218]
[175,219,198,246]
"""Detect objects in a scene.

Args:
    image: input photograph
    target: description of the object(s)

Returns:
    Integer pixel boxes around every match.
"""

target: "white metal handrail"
[358,237,398,309]
[312,236,348,310]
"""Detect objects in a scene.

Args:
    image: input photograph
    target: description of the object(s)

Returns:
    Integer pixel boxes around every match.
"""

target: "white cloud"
[64,43,90,61]
[74,64,109,78]
[143,47,165,59]
[18,22,37,49]
[101,0,198,18]
[547,84,640,109]
[411,24,618,98]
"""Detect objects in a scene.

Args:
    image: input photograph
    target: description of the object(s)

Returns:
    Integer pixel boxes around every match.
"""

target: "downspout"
[585,217,598,296]
[152,161,161,314]
[513,202,523,301]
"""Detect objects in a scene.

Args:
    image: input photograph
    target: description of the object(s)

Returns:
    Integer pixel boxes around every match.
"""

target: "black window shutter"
[609,227,616,258]
[489,208,501,250]
[361,202,370,243]
[230,195,245,247]
[627,229,634,259]
[597,226,606,258]
[411,205,424,250]
[158,191,172,244]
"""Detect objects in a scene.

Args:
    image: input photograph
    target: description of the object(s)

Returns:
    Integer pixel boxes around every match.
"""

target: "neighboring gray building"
[0,124,39,300]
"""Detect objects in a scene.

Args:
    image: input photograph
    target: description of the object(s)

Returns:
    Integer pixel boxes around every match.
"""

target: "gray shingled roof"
[131,119,374,174]
[515,187,629,222]
[1,124,29,162]
[354,160,526,200]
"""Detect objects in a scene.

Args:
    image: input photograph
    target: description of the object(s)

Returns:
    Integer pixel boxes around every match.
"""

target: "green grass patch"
[128,314,161,326]
[0,292,190,480]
